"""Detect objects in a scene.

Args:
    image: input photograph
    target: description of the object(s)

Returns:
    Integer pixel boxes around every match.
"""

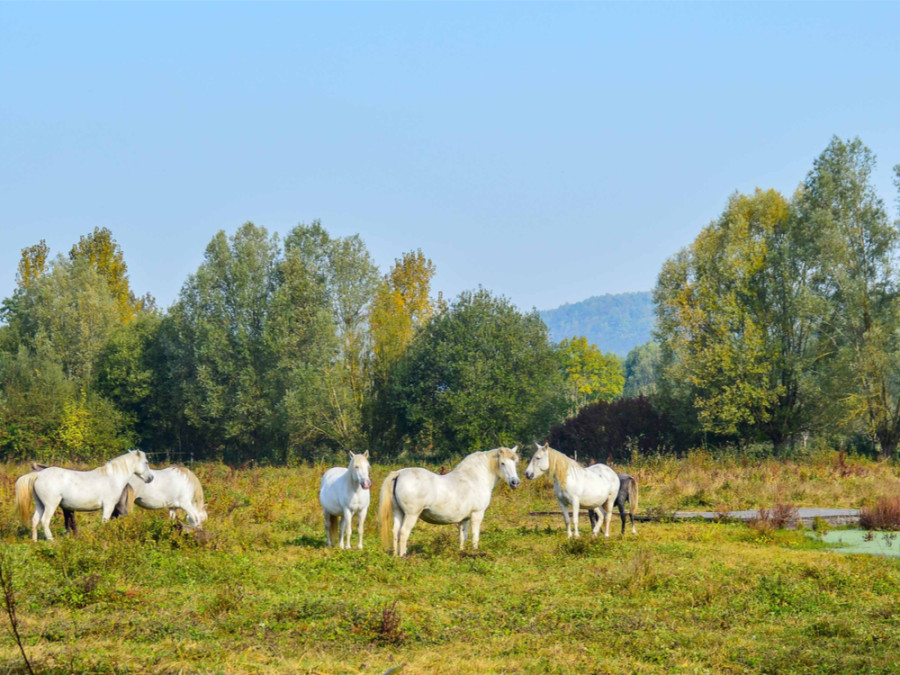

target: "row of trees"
[0,223,627,464]
[5,135,895,464]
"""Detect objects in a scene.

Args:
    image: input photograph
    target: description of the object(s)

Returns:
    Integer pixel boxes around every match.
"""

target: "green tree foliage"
[284,222,379,449]
[623,341,660,399]
[16,240,49,290]
[0,238,141,460]
[370,249,438,382]
[655,189,785,439]
[69,227,145,322]
[166,223,336,463]
[797,137,900,457]
[654,137,900,454]
[381,289,566,456]
[655,188,824,445]
[557,336,624,415]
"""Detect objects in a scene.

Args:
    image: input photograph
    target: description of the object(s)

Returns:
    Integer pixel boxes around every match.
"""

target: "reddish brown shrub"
[859,496,900,531]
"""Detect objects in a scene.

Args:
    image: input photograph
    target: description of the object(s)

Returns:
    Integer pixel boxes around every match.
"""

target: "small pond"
[807,529,900,558]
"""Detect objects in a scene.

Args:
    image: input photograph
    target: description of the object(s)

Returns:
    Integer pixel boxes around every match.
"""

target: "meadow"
[1,449,899,674]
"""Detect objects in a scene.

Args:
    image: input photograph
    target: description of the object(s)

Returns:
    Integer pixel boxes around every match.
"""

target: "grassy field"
[1,449,899,673]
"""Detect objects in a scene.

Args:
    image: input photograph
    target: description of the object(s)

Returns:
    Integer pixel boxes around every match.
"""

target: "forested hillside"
[539,291,653,356]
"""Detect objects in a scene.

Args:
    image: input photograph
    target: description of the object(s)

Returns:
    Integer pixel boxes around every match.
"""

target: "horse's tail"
[378,471,401,550]
[176,466,206,512]
[115,484,136,517]
[15,472,39,524]
[628,476,639,515]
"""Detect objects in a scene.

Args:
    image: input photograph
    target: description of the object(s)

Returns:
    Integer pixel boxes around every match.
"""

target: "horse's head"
[188,507,209,528]
[130,449,154,483]
[348,450,373,490]
[525,442,551,480]
[496,446,520,489]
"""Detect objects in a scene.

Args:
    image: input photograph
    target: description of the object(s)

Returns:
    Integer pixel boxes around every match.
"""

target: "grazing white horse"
[525,443,620,538]
[379,446,520,557]
[18,450,154,541]
[121,466,208,528]
[319,451,373,549]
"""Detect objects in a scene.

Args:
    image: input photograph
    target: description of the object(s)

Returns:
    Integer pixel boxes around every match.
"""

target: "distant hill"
[539,291,654,357]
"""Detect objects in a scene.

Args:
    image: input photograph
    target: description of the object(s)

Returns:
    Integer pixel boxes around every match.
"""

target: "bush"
[859,495,900,531]
[547,395,683,463]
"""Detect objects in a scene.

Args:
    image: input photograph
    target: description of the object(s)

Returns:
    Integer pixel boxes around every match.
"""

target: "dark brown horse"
[589,473,639,535]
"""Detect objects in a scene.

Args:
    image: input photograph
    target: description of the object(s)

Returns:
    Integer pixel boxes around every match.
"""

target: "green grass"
[1,452,899,673]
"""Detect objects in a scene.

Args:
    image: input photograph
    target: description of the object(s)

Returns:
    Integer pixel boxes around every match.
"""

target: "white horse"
[121,466,208,528]
[319,450,373,549]
[524,443,619,538]
[378,446,520,557]
[18,450,154,541]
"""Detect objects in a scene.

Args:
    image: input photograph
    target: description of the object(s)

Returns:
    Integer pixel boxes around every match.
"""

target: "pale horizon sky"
[3,2,899,314]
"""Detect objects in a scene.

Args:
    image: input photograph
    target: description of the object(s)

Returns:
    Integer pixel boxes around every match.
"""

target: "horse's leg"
[469,511,485,550]
[357,507,367,549]
[323,509,332,547]
[101,499,118,522]
[31,498,43,542]
[63,509,78,536]
[603,494,616,537]
[391,504,403,556]
[398,512,420,557]
[590,507,603,537]
[557,497,572,538]
[41,496,61,541]
[340,507,352,549]
[570,496,581,538]
[168,508,178,521]
[618,499,627,536]
[458,519,470,549]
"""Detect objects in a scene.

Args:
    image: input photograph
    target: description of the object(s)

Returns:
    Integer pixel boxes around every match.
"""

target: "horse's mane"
[99,451,140,477]
[547,446,579,491]
[173,466,205,510]
[454,449,494,474]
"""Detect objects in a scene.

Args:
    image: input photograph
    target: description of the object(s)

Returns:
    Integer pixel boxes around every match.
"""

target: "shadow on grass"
[286,534,327,548]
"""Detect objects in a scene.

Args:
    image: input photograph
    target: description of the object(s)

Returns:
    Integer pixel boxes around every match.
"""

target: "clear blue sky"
[3,2,899,313]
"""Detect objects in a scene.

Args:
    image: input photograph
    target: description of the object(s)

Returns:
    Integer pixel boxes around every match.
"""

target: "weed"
[749,502,798,532]
[0,549,35,675]
[376,600,407,645]
[859,495,900,530]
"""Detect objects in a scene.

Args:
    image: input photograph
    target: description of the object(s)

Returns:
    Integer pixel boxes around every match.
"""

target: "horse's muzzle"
[510,478,521,489]
[524,470,534,480]
[362,479,373,490]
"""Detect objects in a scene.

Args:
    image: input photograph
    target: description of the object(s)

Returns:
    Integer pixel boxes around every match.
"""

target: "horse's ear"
[363,450,369,459]
[348,451,355,461]
[510,445,518,454]
[535,442,541,449]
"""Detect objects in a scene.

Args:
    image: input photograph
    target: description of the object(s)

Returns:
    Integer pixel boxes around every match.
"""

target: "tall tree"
[382,288,566,456]
[168,223,335,463]
[69,227,144,322]
[557,336,624,415]
[655,188,821,445]
[370,250,438,382]
[284,222,379,448]
[798,137,900,457]
[623,341,660,399]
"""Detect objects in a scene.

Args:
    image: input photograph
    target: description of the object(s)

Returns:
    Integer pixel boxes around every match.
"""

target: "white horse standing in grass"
[525,443,619,538]
[18,450,154,541]
[120,466,208,528]
[319,451,373,549]
[378,446,520,557]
